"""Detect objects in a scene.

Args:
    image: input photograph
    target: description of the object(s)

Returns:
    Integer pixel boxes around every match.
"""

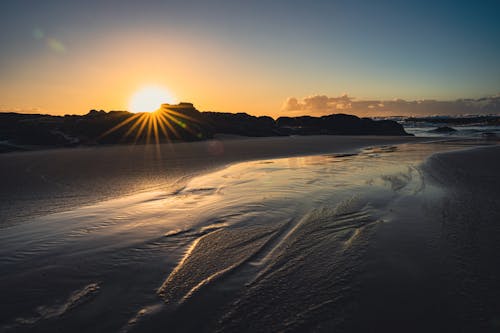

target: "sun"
[101,88,207,146]
[129,85,178,113]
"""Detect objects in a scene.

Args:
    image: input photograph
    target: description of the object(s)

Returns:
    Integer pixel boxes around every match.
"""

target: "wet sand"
[0,135,425,227]
[1,138,499,332]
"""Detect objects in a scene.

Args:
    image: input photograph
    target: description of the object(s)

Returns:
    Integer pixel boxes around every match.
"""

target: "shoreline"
[1,138,499,332]
[0,135,429,227]
[0,133,421,155]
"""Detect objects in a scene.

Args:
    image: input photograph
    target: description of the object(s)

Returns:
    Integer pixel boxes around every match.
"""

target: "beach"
[1,136,499,332]
[3,1,500,331]
[0,135,426,227]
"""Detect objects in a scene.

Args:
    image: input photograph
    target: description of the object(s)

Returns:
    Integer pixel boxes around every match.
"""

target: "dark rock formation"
[481,132,498,139]
[430,126,457,133]
[202,112,284,137]
[59,103,214,144]
[0,104,410,153]
[276,113,409,136]
[0,112,68,146]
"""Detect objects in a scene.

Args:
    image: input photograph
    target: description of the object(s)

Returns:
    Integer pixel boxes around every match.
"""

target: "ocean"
[397,117,500,138]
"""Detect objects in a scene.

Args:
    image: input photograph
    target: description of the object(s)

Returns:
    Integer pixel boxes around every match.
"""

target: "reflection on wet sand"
[1,140,499,332]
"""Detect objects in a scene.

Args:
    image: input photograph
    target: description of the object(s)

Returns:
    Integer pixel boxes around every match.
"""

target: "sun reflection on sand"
[1,140,497,331]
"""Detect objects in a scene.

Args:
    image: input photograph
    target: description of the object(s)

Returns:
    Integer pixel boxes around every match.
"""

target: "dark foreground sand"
[0,135,426,226]
[347,145,500,332]
[1,138,499,332]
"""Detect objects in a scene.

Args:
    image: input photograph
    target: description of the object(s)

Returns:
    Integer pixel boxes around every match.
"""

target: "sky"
[1,0,500,117]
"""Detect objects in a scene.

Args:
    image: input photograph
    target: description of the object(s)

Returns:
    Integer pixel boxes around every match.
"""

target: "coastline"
[0,135,428,227]
[1,138,499,332]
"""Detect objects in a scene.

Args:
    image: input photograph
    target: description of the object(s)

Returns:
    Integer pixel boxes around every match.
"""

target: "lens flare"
[32,28,44,40]
[46,38,66,53]
[32,27,66,53]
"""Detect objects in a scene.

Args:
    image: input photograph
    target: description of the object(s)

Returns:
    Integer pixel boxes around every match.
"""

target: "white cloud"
[282,94,500,116]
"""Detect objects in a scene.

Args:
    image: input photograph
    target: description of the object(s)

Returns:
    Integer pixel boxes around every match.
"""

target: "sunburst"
[98,104,207,147]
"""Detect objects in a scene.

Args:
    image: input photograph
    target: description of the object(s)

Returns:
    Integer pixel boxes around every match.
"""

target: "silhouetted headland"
[0,102,409,153]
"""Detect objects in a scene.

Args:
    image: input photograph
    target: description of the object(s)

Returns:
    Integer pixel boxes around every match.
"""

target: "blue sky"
[1,0,499,115]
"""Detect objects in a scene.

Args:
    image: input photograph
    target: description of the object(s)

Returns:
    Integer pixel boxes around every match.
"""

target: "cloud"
[0,106,43,113]
[283,94,500,116]
[283,94,353,112]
